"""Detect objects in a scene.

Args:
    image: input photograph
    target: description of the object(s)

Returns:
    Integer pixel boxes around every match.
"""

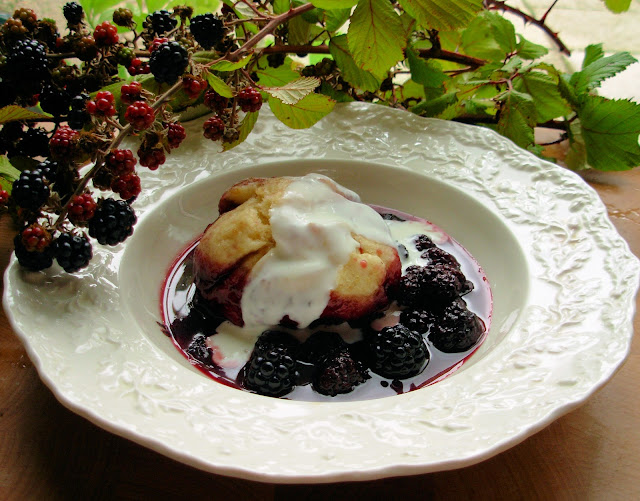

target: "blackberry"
[120,81,142,104]
[34,19,60,50]
[414,234,436,251]
[166,122,186,149]
[149,41,189,84]
[242,330,299,397]
[149,37,169,53]
[21,223,52,252]
[67,193,97,223]
[366,325,429,379]
[88,198,137,246]
[137,147,165,170]
[53,232,92,273]
[16,127,50,157]
[12,169,49,210]
[94,21,119,46]
[127,58,150,76]
[39,84,71,117]
[145,10,177,36]
[112,172,141,200]
[267,53,286,68]
[236,87,262,113]
[37,159,58,183]
[429,299,485,353]
[203,116,225,141]
[115,47,135,67]
[49,125,79,159]
[68,94,90,130]
[298,331,346,365]
[125,101,156,130]
[421,246,460,269]
[1,19,28,43]
[13,8,38,31]
[181,75,206,99]
[186,333,212,365]
[105,148,136,176]
[6,39,49,83]
[189,14,225,49]
[63,2,84,25]
[203,89,229,113]
[74,36,99,62]
[86,91,116,117]
[312,348,369,396]
[400,308,437,334]
[398,264,473,308]
[113,8,134,28]
[13,233,53,271]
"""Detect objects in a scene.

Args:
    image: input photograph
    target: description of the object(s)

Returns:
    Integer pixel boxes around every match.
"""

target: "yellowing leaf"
[311,0,358,9]
[262,77,320,105]
[268,93,335,129]
[0,105,52,124]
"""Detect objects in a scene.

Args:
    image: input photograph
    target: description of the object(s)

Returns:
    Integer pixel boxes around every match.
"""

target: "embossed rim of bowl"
[4,103,639,483]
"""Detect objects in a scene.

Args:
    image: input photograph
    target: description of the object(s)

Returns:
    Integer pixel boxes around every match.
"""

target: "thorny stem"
[52,79,184,230]
[485,0,570,55]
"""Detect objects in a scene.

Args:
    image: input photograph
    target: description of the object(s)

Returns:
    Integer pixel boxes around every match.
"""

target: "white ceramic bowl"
[4,103,639,483]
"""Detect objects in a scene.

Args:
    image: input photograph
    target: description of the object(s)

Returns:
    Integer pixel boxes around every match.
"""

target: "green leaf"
[254,59,300,87]
[582,44,605,69]
[397,0,483,31]
[324,8,351,32]
[565,120,589,171]
[319,81,355,102]
[289,13,312,45]
[410,92,458,117]
[0,155,21,193]
[516,35,548,60]
[558,74,580,109]
[513,71,571,122]
[311,0,358,8]
[262,77,320,105]
[209,56,252,72]
[461,11,517,61]
[570,51,637,94]
[223,111,260,151]
[604,0,632,13]
[273,0,291,14]
[203,71,234,98]
[406,47,447,98]
[347,0,406,78]
[0,105,53,124]
[578,95,640,171]
[268,93,335,129]
[329,35,382,92]
[497,89,536,149]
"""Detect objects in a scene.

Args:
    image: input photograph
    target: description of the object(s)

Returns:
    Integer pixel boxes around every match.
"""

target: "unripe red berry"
[94,21,119,46]
[236,87,262,113]
[21,223,51,252]
[128,58,150,76]
[121,81,142,104]
[125,101,156,130]
[67,193,97,223]
[112,172,141,200]
[203,116,225,141]
[137,147,165,170]
[166,122,186,148]
[182,75,207,99]
[105,148,137,176]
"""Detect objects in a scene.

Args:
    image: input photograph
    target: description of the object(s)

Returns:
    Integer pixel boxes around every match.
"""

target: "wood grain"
[1,170,638,501]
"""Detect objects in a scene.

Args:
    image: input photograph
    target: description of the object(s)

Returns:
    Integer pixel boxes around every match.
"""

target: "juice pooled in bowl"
[161,174,492,401]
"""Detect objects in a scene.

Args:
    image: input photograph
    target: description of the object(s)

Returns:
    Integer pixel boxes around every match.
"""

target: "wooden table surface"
[1,166,639,500]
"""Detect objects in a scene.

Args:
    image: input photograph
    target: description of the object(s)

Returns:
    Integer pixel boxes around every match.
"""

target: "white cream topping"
[240,174,394,328]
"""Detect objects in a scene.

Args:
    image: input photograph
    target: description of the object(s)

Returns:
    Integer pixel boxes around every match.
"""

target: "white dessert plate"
[4,103,639,483]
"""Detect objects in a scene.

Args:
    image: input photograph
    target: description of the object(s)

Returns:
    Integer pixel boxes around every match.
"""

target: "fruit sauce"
[161,207,492,402]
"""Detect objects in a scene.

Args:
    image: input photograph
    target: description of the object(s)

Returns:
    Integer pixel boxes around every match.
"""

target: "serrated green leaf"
[604,0,632,13]
[513,71,571,122]
[347,0,406,79]
[582,44,604,69]
[578,95,640,171]
[223,111,260,151]
[397,0,483,31]
[406,47,447,99]
[0,155,20,193]
[209,56,252,71]
[570,51,637,94]
[324,8,351,31]
[461,11,517,61]
[289,13,312,45]
[516,35,548,60]
[329,35,382,92]
[254,59,300,87]
[558,73,579,109]
[497,89,536,149]
[263,77,320,105]
[203,71,234,98]
[268,93,335,129]
[311,0,358,8]
[410,92,458,117]
[0,105,53,124]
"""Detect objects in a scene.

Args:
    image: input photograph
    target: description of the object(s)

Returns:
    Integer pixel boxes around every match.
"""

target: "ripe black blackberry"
[13,233,53,271]
[37,160,58,183]
[88,198,137,246]
[6,39,49,83]
[413,234,436,251]
[63,2,84,25]
[312,348,369,396]
[400,308,437,334]
[242,330,299,397]
[429,299,485,353]
[298,331,346,365]
[267,53,286,68]
[398,264,473,308]
[149,41,188,84]
[189,13,225,49]
[53,232,92,272]
[11,169,49,211]
[366,325,429,379]
[39,84,71,117]
[16,127,50,158]
[67,93,90,130]
[145,10,177,36]
[421,246,461,269]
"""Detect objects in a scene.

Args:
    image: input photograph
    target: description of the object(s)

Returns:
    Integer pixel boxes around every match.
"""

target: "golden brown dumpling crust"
[193,177,401,326]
